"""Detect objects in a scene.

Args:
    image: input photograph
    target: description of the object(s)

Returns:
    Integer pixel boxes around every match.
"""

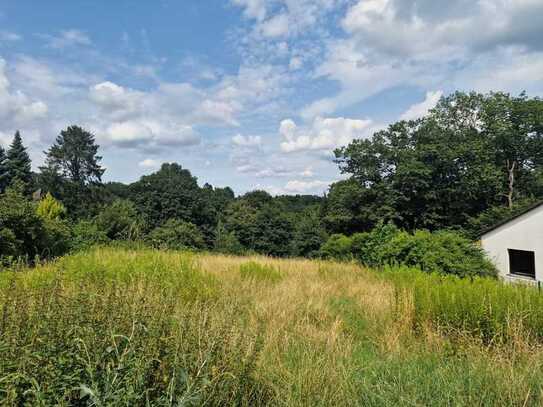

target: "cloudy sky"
[1,0,542,195]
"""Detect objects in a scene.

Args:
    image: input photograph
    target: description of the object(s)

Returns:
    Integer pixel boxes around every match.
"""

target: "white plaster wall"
[481,204,543,281]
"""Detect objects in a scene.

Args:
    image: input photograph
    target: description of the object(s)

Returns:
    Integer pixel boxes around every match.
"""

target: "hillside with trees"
[1,91,542,274]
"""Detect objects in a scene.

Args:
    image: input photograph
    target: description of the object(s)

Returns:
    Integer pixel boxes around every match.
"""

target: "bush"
[71,220,110,251]
[320,234,353,260]
[380,230,496,278]
[40,218,72,258]
[147,219,206,250]
[0,185,47,263]
[95,199,145,240]
[322,222,496,278]
[214,222,244,255]
[36,192,66,220]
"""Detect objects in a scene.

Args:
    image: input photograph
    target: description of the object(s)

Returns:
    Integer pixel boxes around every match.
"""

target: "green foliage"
[214,220,244,255]
[223,200,258,248]
[41,125,104,185]
[71,220,110,251]
[323,223,496,278]
[380,230,496,278]
[0,145,8,193]
[36,192,66,220]
[333,92,543,232]
[128,163,203,229]
[253,205,293,257]
[40,218,72,258]
[465,198,541,239]
[291,208,327,258]
[320,234,353,260]
[6,131,32,190]
[95,199,145,240]
[0,184,46,262]
[239,261,282,283]
[147,219,206,250]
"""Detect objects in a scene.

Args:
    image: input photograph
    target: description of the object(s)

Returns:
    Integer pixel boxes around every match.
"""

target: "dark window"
[508,249,536,279]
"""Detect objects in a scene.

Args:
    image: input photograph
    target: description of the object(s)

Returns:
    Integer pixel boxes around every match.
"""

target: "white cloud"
[300,166,314,177]
[260,14,290,38]
[280,116,373,153]
[284,179,330,193]
[303,0,543,118]
[0,31,22,42]
[400,90,443,121]
[232,0,267,21]
[0,58,49,126]
[232,134,262,147]
[43,29,92,49]
[138,158,160,168]
[289,56,303,70]
[90,81,144,120]
[105,121,154,146]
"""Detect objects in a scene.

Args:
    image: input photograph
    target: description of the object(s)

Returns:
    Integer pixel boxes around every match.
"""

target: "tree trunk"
[506,159,516,209]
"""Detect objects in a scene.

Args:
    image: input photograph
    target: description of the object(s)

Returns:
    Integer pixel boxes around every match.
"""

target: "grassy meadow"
[2,247,543,406]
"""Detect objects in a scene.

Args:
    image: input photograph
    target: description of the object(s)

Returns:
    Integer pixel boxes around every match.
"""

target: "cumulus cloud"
[42,29,92,49]
[400,90,443,121]
[284,179,330,193]
[280,116,373,153]
[303,0,543,118]
[232,134,262,147]
[232,0,267,21]
[259,14,290,38]
[0,58,48,126]
[138,158,160,168]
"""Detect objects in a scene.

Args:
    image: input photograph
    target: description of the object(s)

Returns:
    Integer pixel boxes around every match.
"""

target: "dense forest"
[1,91,542,273]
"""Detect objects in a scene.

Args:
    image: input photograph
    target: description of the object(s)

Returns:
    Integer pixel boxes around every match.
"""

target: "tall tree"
[128,163,203,229]
[6,131,32,188]
[0,146,8,193]
[41,125,104,185]
[333,92,543,232]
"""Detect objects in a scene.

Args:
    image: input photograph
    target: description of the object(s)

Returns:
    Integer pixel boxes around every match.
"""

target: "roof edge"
[478,200,543,238]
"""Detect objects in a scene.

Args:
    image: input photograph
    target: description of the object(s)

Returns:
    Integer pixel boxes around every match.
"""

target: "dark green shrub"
[71,220,110,251]
[326,222,496,277]
[0,185,47,263]
[380,230,496,277]
[41,218,72,258]
[320,234,353,260]
[214,222,244,255]
[147,219,206,250]
[95,199,145,240]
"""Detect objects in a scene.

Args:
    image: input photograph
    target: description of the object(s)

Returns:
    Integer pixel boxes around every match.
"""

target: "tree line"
[1,91,542,274]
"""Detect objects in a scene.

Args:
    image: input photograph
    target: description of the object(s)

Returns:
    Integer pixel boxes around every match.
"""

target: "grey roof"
[479,200,543,237]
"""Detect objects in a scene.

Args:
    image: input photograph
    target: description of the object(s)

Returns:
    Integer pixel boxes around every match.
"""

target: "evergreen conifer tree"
[6,131,32,188]
[0,146,8,193]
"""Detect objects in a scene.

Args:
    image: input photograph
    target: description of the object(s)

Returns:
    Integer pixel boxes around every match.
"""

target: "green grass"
[2,247,543,405]
[239,261,283,283]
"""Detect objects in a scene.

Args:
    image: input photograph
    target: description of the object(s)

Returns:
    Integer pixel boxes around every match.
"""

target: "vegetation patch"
[239,261,283,283]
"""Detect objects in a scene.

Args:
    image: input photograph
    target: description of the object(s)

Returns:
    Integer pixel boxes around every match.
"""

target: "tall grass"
[2,247,543,405]
[386,265,543,344]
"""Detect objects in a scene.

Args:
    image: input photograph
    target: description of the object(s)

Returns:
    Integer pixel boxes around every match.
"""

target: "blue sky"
[1,0,542,195]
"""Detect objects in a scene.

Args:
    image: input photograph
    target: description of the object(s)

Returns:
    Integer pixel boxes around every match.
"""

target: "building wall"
[481,204,543,282]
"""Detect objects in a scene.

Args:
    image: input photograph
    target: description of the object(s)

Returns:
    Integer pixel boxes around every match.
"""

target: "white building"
[480,202,543,283]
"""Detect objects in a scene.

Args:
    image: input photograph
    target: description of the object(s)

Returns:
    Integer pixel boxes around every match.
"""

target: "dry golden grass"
[3,247,543,405]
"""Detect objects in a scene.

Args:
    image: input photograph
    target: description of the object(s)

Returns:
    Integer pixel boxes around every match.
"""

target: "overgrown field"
[2,248,543,406]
